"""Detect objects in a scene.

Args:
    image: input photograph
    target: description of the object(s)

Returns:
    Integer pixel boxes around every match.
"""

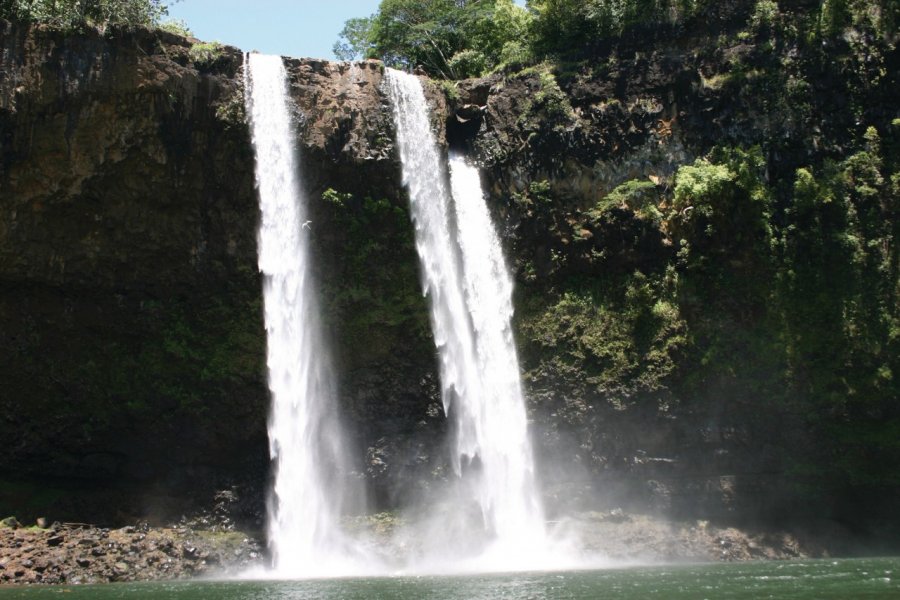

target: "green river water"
[0,558,897,599]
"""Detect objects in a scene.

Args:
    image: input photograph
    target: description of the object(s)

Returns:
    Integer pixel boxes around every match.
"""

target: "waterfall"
[447,154,545,546]
[385,69,547,564]
[245,53,361,577]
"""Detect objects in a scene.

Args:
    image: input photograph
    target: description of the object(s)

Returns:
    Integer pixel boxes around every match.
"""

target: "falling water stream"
[245,53,363,577]
[385,69,549,569]
[245,56,556,577]
[447,154,544,546]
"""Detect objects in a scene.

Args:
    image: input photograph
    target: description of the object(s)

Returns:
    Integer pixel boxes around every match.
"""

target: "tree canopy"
[333,0,721,78]
[333,0,532,79]
[1,0,172,29]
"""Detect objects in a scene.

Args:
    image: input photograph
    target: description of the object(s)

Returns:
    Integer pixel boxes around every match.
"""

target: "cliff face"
[1,5,897,544]
[0,22,438,525]
[279,58,444,508]
[0,21,266,523]
[446,4,898,535]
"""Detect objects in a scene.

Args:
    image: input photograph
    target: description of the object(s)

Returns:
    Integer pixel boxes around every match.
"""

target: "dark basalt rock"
[0,18,446,528]
[0,523,264,584]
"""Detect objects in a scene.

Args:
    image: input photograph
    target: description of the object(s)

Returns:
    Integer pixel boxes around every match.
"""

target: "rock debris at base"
[0,509,834,585]
[0,522,264,585]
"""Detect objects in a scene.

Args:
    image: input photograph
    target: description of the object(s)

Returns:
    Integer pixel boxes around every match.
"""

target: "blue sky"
[166,0,382,60]
[166,0,525,61]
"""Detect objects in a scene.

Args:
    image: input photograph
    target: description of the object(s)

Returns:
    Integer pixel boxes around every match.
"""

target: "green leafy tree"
[335,0,533,78]
[670,147,772,269]
[458,0,532,71]
[369,0,467,77]
[2,0,172,29]
[333,16,376,61]
[527,0,706,59]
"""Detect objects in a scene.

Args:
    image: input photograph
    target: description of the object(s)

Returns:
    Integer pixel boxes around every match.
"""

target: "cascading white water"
[385,69,547,564]
[245,53,361,577]
[447,154,545,548]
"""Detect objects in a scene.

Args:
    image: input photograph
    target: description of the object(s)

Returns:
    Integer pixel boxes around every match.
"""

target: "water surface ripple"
[1,558,897,599]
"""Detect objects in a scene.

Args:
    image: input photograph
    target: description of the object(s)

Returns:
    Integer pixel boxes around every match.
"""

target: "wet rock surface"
[0,19,268,521]
[565,510,832,563]
[0,511,834,586]
[0,21,436,525]
[443,6,899,538]
[0,522,263,585]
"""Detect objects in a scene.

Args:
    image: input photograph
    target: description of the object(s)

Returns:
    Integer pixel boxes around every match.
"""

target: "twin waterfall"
[246,55,549,576]
[385,70,546,562]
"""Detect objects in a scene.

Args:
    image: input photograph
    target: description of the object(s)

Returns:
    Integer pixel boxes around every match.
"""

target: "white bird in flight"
[301,220,312,230]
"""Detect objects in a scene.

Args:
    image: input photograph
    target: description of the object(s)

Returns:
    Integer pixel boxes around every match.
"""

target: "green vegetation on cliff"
[495,0,898,528]
[337,0,898,80]
[334,0,532,77]
[319,187,431,365]
[0,0,173,29]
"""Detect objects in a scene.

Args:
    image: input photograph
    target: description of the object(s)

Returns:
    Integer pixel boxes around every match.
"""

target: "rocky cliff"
[1,1,898,550]
[0,21,266,524]
[0,20,450,528]
[446,1,898,541]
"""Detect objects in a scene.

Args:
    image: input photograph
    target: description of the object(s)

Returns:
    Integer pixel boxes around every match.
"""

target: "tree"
[335,0,533,78]
[527,0,706,59]
[464,0,533,70]
[370,0,468,78]
[2,0,172,29]
[333,16,375,61]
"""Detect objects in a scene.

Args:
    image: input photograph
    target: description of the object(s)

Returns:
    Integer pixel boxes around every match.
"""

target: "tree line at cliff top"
[3,1,896,76]
[333,0,707,78]
[0,0,170,29]
[334,0,899,79]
